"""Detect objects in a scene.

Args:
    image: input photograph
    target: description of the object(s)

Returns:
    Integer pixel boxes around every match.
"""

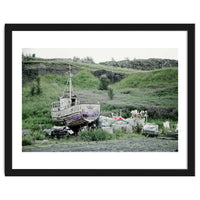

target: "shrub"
[108,87,114,100]
[29,76,42,96]
[135,123,143,134]
[30,83,35,96]
[22,135,32,146]
[99,74,110,90]
[36,76,42,95]
[147,108,178,121]
[113,130,125,139]
[78,128,112,141]
[94,129,112,141]
[78,130,93,141]
[33,131,45,140]
[120,109,132,118]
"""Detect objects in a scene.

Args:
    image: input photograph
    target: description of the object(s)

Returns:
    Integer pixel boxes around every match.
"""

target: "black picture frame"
[5,24,195,176]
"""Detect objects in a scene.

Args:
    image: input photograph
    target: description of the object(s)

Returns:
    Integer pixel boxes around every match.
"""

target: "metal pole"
[69,65,72,103]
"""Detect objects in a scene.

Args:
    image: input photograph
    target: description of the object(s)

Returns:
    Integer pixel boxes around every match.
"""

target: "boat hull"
[51,104,100,127]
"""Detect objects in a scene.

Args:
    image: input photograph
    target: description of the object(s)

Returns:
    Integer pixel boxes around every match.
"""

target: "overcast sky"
[22,48,178,63]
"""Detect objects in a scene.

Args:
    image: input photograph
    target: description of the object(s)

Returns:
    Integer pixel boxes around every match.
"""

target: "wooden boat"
[51,66,100,128]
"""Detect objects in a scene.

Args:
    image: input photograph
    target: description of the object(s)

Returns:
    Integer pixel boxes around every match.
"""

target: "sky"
[22,48,178,63]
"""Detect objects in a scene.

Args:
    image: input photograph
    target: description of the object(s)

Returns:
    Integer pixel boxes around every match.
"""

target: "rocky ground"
[22,137,178,152]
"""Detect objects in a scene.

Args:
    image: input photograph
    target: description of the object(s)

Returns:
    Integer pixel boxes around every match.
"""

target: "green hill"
[22,58,178,131]
[112,68,178,89]
[72,70,100,89]
[40,70,100,90]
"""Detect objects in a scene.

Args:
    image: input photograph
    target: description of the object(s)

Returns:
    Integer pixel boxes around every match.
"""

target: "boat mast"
[69,65,72,101]
[62,65,73,103]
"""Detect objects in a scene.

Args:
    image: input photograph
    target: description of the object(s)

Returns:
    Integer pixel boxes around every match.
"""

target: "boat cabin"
[52,95,79,112]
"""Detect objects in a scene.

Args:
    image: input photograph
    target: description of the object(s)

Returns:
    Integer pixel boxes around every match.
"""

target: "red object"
[114,116,124,120]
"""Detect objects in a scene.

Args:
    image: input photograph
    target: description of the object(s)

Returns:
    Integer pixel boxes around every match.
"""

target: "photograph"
[5,24,194,176]
[22,48,179,153]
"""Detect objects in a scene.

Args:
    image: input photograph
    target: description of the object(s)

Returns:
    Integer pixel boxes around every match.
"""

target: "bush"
[30,83,35,96]
[113,130,125,139]
[36,76,42,95]
[99,74,110,90]
[108,88,114,100]
[94,129,112,141]
[147,108,178,121]
[33,131,45,140]
[22,135,32,146]
[136,124,143,134]
[29,76,42,96]
[78,129,112,141]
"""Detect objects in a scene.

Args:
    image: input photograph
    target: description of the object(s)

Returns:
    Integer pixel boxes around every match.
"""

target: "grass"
[33,131,46,140]
[75,86,178,120]
[22,128,144,147]
[78,129,113,141]
[22,121,177,147]
[22,84,177,130]
[148,118,178,129]
[22,135,33,146]
[112,68,178,89]
[72,70,100,90]
[22,131,46,146]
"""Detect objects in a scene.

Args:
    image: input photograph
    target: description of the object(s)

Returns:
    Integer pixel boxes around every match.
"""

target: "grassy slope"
[22,61,178,131]
[112,68,178,89]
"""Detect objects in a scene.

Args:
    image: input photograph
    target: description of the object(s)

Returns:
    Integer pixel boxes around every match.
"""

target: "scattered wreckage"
[41,66,177,138]
[46,106,161,138]
[142,123,159,137]
[43,126,74,138]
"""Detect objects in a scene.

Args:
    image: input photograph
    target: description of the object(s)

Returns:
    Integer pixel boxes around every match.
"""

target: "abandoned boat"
[51,66,100,128]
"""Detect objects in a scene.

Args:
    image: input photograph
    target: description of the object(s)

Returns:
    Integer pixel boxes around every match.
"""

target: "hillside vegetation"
[100,58,178,70]
[112,68,178,89]
[22,57,178,132]
[22,59,139,75]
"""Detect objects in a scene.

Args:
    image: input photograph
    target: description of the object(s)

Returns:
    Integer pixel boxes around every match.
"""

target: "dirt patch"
[22,137,178,152]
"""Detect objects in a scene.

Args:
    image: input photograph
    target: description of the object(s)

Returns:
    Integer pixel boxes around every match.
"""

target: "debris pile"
[43,126,74,138]
[98,110,147,134]
[162,121,178,138]
[142,123,159,136]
